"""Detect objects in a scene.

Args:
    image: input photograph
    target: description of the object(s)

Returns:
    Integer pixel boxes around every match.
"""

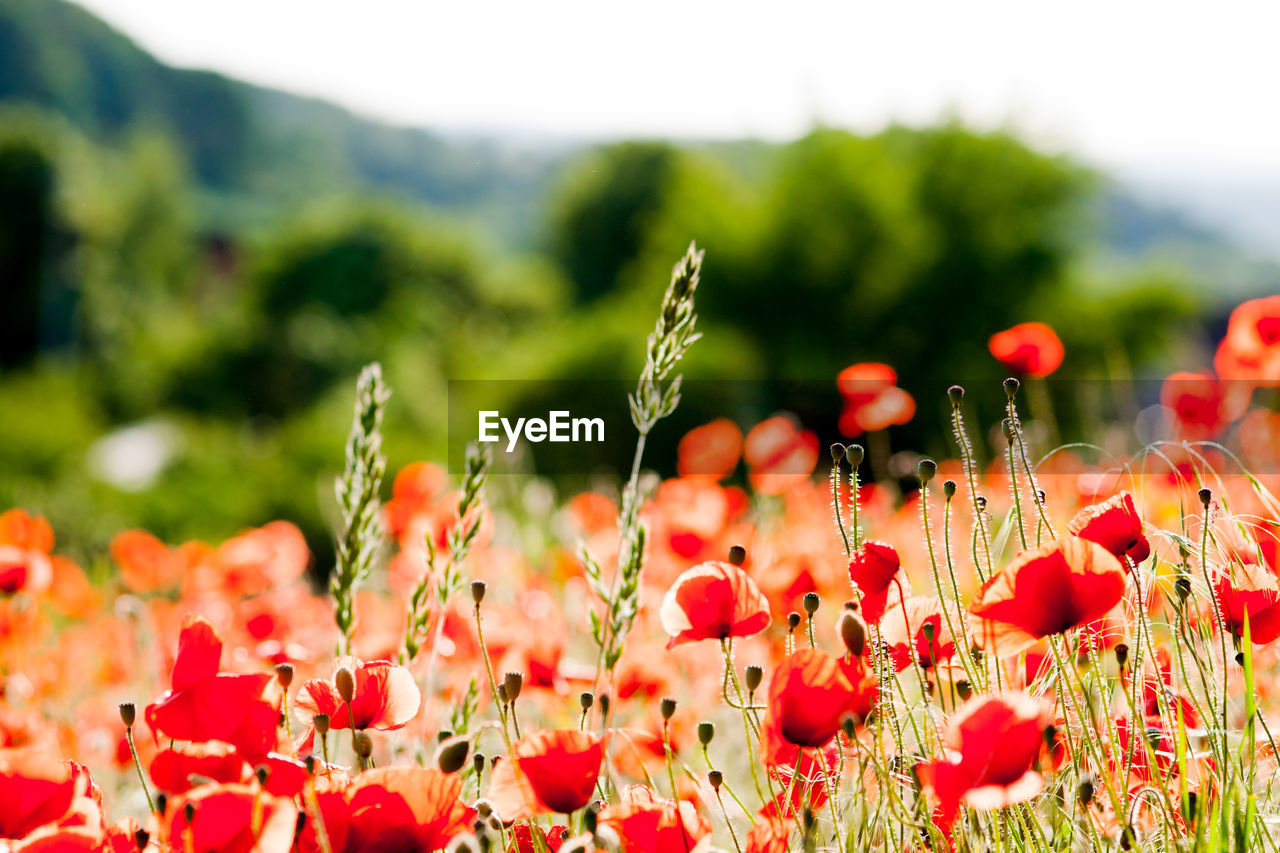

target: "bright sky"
[75,0,1280,179]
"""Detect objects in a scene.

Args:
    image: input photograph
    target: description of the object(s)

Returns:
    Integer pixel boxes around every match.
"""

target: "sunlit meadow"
[4,246,1280,853]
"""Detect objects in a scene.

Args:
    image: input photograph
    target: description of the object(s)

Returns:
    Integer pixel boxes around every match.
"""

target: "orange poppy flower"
[1068,491,1150,566]
[486,730,605,821]
[144,615,281,761]
[988,322,1064,377]
[344,767,474,852]
[744,816,790,853]
[598,785,711,853]
[659,560,771,649]
[879,595,957,672]
[0,509,54,553]
[295,660,420,752]
[161,782,297,853]
[968,537,1126,658]
[677,418,743,480]
[744,416,818,495]
[1214,294,1280,385]
[917,691,1052,830]
[762,649,878,753]
[111,529,182,593]
[836,363,916,436]
[847,540,908,624]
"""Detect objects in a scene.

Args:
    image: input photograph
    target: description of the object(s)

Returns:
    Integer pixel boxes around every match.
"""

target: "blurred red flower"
[988,322,1064,377]
[836,363,915,436]
[1215,294,1280,386]
[110,529,182,593]
[762,649,878,753]
[144,615,281,760]
[744,416,818,494]
[968,537,1126,657]
[1067,491,1150,566]
[344,767,473,852]
[847,540,908,624]
[1160,371,1249,440]
[487,730,605,821]
[677,418,742,480]
[917,691,1052,830]
[0,508,54,553]
[659,560,770,648]
[743,816,790,853]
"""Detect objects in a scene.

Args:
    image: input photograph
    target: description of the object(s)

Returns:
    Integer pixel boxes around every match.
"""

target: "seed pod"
[1198,488,1212,508]
[802,592,820,616]
[708,770,723,790]
[847,444,865,466]
[1003,377,1020,398]
[918,459,937,484]
[947,385,965,405]
[334,667,356,704]
[839,610,866,657]
[118,702,136,728]
[353,731,373,759]
[943,480,956,500]
[313,713,330,736]
[274,663,294,689]
[580,691,594,712]
[503,672,523,703]
[727,545,747,566]
[744,665,763,693]
[660,697,677,721]
[829,443,845,462]
[471,580,487,605]
[697,722,715,746]
[1114,644,1129,668]
[787,612,801,632]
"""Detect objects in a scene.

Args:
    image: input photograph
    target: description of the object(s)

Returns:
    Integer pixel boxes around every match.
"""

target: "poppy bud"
[353,731,373,759]
[335,667,355,704]
[471,580,487,605]
[840,713,858,738]
[921,621,936,642]
[839,611,866,657]
[1114,644,1129,668]
[1120,825,1136,850]
[943,479,956,500]
[924,680,935,697]
[118,702,136,728]
[830,443,845,462]
[1002,418,1016,440]
[255,764,270,786]
[184,802,195,823]
[947,385,964,405]
[697,721,715,746]
[497,683,509,705]
[1003,377,1020,398]
[660,697,677,720]
[1078,773,1095,807]
[475,800,493,819]
[313,713,330,736]
[503,671,523,703]
[707,769,723,790]
[1175,575,1192,602]
[134,829,150,849]
[473,753,485,776]
[802,592,820,616]
[1236,652,1246,667]
[155,793,167,816]
[305,755,316,775]
[580,691,594,712]
[583,803,600,834]
[728,545,747,566]
[598,693,610,718]
[436,736,471,774]
[787,612,801,632]
[803,808,817,833]
[955,680,972,701]
[918,459,936,484]
[274,663,294,689]
[744,665,763,693]
[1198,488,1212,508]
[847,444,865,466]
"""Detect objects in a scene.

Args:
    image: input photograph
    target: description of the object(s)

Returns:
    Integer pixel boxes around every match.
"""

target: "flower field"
[4,247,1280,853]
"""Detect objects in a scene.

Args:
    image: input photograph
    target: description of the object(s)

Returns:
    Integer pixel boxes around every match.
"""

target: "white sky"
[74,0,1280,179]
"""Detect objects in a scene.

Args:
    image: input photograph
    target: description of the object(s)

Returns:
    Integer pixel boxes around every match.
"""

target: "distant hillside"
[0,0,564,241]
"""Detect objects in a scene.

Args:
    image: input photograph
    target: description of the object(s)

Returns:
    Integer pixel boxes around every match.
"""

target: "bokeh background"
[2,0,1278,572]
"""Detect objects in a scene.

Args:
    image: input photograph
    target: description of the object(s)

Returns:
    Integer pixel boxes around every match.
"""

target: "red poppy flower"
[744,416,819,494]
[1160,371,1249,440]
[345,767,474,853]
[1068,492,1150,566]
[295,660,420,750]
[761,741,839,821]
[486,730,605,821]
[835,363,916,436]
[510,823,569,853]
[988,322,1064,377]
[847,540,908,624]
[744,817,790,853]
[144,615,281,760]
[762,649,878,753]
[677,418,742,480]
[0,749,83,839]
[968,537,1126,658]
[162,783,297,853]
[659,560,771,649]
[1213,558,1280,644]
[151,742,307,798]
[917,692,1052,830]
[879,596,957,672]
[598,785,711,853]
[1214,294,1280,386]
[383,461,450,541]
